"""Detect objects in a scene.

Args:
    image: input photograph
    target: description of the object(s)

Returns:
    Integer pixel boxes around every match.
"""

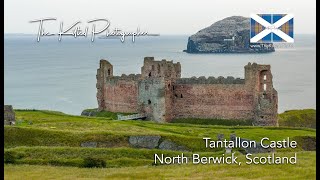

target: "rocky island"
[184,16,275,53]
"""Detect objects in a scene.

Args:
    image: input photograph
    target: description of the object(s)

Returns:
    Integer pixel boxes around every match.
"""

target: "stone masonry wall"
[96,59,140,113]
[138,78,166,122]
[176,76,245,84]
[172,84,255,120]
[104,78,139,113]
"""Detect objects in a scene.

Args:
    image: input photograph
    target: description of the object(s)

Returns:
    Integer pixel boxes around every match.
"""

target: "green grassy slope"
[81,108,135,120]
[82,108,317,128]
[4,109,316,179]
[278,109,316,128]
[6,110,315,151]
[4,146,225,168]
[5,151,316,179]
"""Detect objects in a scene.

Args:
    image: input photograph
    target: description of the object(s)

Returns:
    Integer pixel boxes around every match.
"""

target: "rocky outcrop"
[4,105,15,125]
[129,135,161,149]
[185,16,275,53]
[81,142,97,148]
[217,134,224,141]
[242,139,275,154]
[158,140,188,151]
[81,109,98,116]
[230,134,274,154]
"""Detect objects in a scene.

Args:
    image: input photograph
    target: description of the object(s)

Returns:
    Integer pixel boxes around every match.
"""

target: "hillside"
[278,109,316,129]
[4,109,316,179]
[5,151,316,179]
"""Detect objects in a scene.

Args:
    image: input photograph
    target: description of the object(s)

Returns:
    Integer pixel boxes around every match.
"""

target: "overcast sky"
[4,0,316,35]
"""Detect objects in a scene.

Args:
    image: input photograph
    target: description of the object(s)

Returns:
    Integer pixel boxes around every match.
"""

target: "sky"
[4,0,316,35]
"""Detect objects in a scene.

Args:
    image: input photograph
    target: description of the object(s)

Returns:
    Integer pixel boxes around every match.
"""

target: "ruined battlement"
[176,76,245,84]
[109,74,142,81]
[96,57,278,126]
[141,57,181,79]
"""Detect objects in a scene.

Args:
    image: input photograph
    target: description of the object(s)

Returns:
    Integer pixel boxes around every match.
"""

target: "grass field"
[5,151,316,179]
[4,109,316,179]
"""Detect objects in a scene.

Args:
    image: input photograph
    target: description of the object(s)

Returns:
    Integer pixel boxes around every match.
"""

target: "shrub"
[293,136,316,151]
[83,157,106,168]
[237,148,247,155]
[4,151,17,164]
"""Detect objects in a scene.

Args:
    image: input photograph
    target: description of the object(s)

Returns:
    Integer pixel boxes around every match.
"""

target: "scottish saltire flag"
[250,14,294,43]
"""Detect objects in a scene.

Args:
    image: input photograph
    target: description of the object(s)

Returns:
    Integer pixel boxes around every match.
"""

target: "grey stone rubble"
[80,136,189,151]
[79,134,277,154]
[81,109,98,116]
[4,105,15,125]
[230,134,275,154]
[129,135,161,149]
[117,114,146,120]
[217,133,224,141]
[158,140,188,151]
[81,142,97,148]
[225,147,232,154]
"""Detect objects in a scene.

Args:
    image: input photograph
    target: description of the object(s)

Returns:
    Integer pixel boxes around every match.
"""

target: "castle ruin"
[4,105,15,125]
[96,57,278,126]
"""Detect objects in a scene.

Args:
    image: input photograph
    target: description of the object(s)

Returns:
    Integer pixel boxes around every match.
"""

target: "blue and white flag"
[250,14,294,43]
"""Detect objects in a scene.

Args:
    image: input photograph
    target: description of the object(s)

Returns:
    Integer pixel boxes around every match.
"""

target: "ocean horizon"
[4,34,316,115]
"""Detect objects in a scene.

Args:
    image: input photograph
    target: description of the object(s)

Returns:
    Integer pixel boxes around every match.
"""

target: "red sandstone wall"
[104,80,138,113]
[164,81,175,122]
[173,84,255,120]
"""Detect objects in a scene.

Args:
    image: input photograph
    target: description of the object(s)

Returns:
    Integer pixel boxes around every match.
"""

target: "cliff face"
[185,16,275,53]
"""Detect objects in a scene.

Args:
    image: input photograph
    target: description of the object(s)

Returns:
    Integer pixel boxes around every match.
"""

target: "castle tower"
[244,62,278,126]
[138,57,181,122]
[96,59,113,111]
[141,57,181,79]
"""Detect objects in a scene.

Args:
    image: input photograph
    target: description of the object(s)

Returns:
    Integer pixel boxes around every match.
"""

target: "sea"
[4,34,316,115]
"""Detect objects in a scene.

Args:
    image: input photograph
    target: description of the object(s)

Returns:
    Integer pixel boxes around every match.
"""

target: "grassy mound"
[81,108,135,120]
[278,109,316,129]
